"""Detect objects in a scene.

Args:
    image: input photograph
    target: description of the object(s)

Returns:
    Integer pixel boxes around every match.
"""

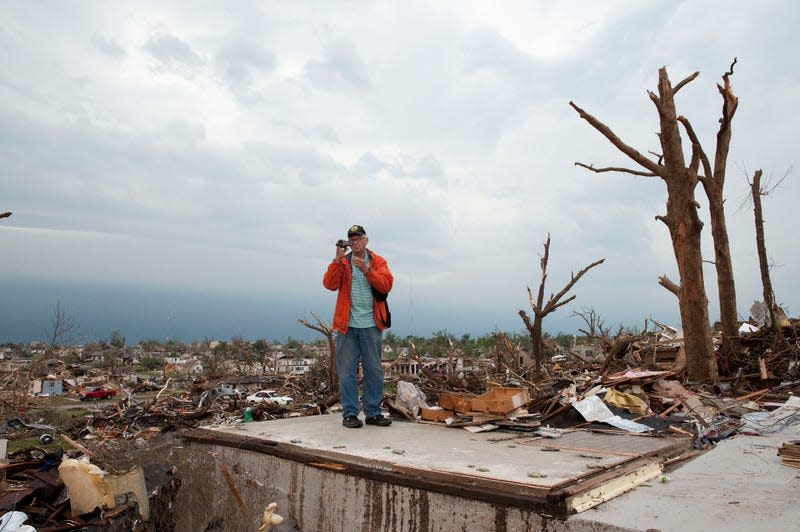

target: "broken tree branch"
[672,71,700,94]
[574,162,657,177]
[542,259,605,315]
[569,101,663,176]
[658,275,680,297]
[677,116,713,182]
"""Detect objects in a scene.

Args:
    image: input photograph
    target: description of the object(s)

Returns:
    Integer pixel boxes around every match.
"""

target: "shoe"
[342,416,363,428]
[365,415,392,427]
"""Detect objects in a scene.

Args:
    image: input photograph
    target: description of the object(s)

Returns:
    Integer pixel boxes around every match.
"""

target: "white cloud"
[0,0,798,341]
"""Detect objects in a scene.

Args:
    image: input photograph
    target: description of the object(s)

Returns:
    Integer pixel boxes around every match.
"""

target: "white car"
[246,390,293,406]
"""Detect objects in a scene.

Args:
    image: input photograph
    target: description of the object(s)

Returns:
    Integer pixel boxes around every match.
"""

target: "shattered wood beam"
[569,102,663,176]
[155,378,172,402]
[600,334,637,374]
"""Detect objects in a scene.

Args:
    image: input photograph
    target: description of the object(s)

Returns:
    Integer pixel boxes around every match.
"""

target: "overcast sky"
[1,1,798,343]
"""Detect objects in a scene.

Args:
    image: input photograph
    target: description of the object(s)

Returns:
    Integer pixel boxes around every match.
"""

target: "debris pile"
[0,377,302,530]
[394,319,800,450]
[2,319,799,527]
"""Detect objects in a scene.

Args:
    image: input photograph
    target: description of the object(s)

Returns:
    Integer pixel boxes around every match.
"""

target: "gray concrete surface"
[180,415,800,531]
[218,414,677,493]
[569,432,800,532]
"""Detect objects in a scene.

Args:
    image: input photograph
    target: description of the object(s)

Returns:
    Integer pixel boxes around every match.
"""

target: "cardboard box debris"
[470,387,530,415]
[420,407,455,422]
[437,392,476,414]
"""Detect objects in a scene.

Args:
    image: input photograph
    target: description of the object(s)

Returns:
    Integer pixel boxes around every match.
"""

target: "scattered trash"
[778,441,800,468]
[740,396,800,435]
[572,395,652,433]
[0,511,36,532]
[257,502,284,532]
[2,317,799,527]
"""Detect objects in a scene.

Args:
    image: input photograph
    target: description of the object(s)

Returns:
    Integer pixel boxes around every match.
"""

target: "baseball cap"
[347,224,366,237]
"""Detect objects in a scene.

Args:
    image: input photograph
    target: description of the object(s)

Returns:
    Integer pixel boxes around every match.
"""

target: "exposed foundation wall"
[170,440,635,532]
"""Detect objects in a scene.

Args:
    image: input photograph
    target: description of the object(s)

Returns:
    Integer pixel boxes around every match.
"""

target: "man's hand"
[334,245,347,261]
[352,255,369,274]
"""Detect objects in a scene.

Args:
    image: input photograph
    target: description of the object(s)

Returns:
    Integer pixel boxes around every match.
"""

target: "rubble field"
[1,320,799,530]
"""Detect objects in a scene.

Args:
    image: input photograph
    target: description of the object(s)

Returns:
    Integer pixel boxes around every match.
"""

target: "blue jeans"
[335,326,384,418]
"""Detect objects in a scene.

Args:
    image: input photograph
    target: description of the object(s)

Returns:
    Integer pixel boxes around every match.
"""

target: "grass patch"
[7,435,74,454]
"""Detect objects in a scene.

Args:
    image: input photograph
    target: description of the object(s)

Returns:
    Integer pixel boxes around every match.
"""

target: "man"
[323,224,393,428]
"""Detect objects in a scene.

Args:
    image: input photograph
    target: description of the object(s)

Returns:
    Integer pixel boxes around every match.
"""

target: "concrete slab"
[569,433,800,531]
[188,413,690,515]
[175,415,799,531]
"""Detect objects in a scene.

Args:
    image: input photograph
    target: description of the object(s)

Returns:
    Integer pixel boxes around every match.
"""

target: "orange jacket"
[323,249,393,333]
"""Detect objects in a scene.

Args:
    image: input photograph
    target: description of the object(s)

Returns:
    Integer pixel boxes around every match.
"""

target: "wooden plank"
[565,460,663,513]
[520,430,691,459]
[420,407,454,422]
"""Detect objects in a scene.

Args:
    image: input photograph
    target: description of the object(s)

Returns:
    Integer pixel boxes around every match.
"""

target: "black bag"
[370,286,391,328]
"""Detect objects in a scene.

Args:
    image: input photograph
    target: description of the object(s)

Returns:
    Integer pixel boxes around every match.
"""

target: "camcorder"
[336,239,351,249]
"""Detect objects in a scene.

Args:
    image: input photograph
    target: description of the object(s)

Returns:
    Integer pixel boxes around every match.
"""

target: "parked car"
[246,390,293,406]
[79,387,117,401]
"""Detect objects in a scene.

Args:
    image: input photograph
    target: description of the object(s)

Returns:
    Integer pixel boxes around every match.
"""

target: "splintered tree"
[22,299,75,407]
[298,312,337,391]
[518,234,604,375]
[570,66,721,383]
[749,169,788,330]
[678,60,740,353]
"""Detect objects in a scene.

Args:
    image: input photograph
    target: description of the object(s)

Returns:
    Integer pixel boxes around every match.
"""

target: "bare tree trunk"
[518,234,604,376]
[298,313,338,391]
[571,306,608,337]
[571,65,719,383]
[680,59,740,351]
[653,68,718,383]
[750,170,777,330]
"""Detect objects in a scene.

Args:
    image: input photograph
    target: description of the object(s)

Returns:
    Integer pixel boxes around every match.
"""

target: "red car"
[79,387,117,401]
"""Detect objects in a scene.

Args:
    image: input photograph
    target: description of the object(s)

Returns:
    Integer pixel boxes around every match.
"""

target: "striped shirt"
[348,254,375,328]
